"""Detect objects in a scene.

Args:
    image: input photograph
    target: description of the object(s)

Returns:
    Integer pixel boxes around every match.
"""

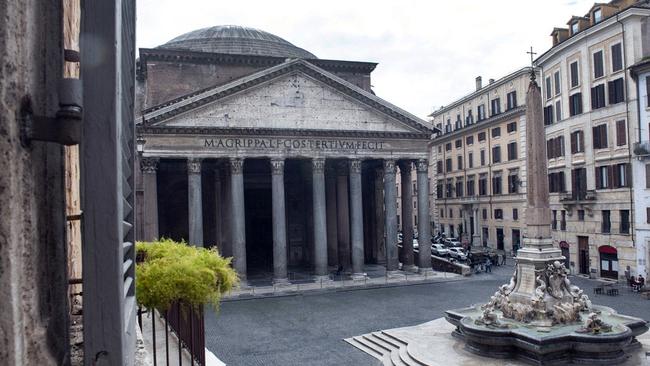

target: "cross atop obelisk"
[527,46,537,82]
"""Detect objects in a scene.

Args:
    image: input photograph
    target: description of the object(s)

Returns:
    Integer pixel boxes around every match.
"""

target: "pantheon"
[135,25,436,284]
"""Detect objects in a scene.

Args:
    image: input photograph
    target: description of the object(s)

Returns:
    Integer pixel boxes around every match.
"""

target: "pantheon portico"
[135,26,435,284]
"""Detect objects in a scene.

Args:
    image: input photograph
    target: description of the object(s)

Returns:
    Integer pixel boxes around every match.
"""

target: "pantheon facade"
[135,25,435,284]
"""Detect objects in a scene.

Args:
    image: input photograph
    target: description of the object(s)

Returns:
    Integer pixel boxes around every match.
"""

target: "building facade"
[536,0,650,279]
[429,68,533,253]
[135,26,436,283]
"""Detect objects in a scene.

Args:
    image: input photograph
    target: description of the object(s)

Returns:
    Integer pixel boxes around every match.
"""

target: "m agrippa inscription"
[204,137,386,151]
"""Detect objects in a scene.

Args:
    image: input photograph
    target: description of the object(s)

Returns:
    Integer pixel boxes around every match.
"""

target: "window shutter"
[591,87,597,109]
[607,165,614,189]
[608,81,615,105]
[570,132,577,153]
[595,167,602,189]
[616,120,626,146]
[646,165,650,189]
[613,164,621,188]
[626,163,632,188]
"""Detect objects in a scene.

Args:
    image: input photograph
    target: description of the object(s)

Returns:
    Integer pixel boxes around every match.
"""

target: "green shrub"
[135,238,238,311]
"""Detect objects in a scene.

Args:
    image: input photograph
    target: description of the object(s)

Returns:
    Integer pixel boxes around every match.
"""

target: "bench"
[606,288,619,296]
[593,286,604,295]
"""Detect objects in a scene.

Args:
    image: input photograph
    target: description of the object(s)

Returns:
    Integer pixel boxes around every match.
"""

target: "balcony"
[559,190,596,203]
[633,141,650,157]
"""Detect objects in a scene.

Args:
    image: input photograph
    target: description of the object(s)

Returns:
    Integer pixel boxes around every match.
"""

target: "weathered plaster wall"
[0,0,69,365]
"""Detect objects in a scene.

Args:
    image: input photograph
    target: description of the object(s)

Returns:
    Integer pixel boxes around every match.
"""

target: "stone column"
[325,166,339,267]
[472,207,480,247]
[312,158,330,281]
[384,160,399,272]
[187,158,203,246]
[374,168,386,264]
[349,159,366,279]
[140,157,159,241]
[230,157,247,283]
[399,161,415,272]
[337,161,351,270]
[270,159,289,285]
[220,166,232,257]
[213,166,223,253]
[416,159,433,274]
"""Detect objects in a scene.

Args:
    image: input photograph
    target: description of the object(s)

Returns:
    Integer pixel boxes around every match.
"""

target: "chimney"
[475,76,482,91]
[489,78,495,84]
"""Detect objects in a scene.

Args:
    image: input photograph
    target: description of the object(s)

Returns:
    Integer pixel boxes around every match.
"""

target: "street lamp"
[136,135,146,155]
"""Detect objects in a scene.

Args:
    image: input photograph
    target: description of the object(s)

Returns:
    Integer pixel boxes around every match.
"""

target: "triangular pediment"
[141,60,432,136]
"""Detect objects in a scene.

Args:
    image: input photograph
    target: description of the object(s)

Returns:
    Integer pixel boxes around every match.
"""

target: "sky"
[136,0,595,119]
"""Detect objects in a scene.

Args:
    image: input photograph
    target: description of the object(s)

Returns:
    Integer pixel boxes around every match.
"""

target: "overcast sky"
[137,0,594,119]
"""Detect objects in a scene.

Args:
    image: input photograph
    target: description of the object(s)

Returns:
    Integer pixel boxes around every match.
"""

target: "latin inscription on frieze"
[204,137,385,151]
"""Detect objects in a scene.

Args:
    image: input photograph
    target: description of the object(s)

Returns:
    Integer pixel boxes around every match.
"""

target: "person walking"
[485,258,492,273]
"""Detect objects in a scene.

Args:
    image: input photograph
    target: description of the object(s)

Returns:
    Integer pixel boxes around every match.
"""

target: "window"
[596,165,610,189]
[436,124,442,134]
[570,61,579,87]
[613,163,630,188]
[591,84,606,109]
[608,78,625,105]
[620,210,630,234]
[438,145,442,153]
[477,104,486,121]
[455,180,464,197]
[436,161,443,174]
[478,131,486,142]
[494,209,503,220]
[555,100,562,122]
[468,152,474,168]
[507,142,517,160]
[414,201,417,209]
[560,210,567,231]
[570,130,584,153]
[602,210,611,233]
[457,155,463,170]
[466,135,474,145]
[569,93,583,116]
[593,8,602,23]
[446,158,452,172]
[480,150,486,166]
[455,115,462,130]
[436,182,443,199]
[646,164,650,188]
[482,209,487,220]
[455,139,462,148]
[446,181,453,197]
[465,110,474,126]
[492,146,501,163]
[548,171,566,193]
[611,43,623,72]
[593,124,608,149]
[647,77,650,107]
[507,121,517,133]
[479,176,487,195]
[554,71,561,95]
[552,210,558,230]
[446,142,452,151]
[616,120,626,146]
[647,208,650,224]
[593,50,604,78]
[545,76,552,100]
[546,136,565,159]
[513,208,519,221]
[571,168,587,199]
[578,209,585,221]
[467,179,475,196]
[492,127,501,138]
[449,209,453,218]
[508,173,519,193]
[571,22,579,34]
[491,98,501,115]
[507,91,517,110]
[492,175,502,195]
[544,105,554,125]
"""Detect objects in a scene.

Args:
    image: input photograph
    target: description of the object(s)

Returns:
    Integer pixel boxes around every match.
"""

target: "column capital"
[140,157,159,174]
[416,159,429,173]
[383,159,396,175]
[270,158,285,175]
[312,158,326,173]
[187,158,202,174]
[349,159,362,174]
[398,160,413,174]
[230,157,244,174]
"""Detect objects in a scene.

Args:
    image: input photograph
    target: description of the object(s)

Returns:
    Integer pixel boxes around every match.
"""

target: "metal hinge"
[21,78,82,146]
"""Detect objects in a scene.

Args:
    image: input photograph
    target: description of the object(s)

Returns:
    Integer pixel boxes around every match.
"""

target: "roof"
[158,25,316,59]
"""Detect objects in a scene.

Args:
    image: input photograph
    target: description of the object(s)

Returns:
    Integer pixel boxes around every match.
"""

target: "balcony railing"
[633,141,650,156]
[559,190,596,203]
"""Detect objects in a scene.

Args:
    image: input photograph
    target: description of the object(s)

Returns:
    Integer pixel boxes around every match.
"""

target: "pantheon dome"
[158,25,317,59]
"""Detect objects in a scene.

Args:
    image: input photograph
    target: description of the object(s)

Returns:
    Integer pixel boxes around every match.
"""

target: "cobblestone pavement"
[204,262,650,366]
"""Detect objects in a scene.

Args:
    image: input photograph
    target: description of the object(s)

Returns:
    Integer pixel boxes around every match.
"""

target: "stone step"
[380,331,408,346]
[389,347,408,366]
[362,334,395,354]
[344,337,384,361]
[371,332,403,349]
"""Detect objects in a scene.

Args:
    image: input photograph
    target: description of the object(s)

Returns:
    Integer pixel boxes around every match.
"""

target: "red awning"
[598,245,617,254]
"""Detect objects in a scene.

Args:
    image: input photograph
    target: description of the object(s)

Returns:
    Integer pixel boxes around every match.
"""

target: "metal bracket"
[21,78,82,146]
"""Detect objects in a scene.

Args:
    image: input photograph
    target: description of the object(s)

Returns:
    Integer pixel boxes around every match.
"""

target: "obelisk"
[507,68,565,306]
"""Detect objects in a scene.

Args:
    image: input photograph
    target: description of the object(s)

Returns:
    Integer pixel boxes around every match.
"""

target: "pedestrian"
[485,258,492,273]
[638,275,645,291]
[501,253,507,266]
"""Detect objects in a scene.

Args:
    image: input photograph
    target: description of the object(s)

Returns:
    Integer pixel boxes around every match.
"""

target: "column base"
[402,264,418,273]
[272,277,291,287]
[350,273,368,281]
[313,274,334,284]
[418,268,435,277]
[386,270,406,280]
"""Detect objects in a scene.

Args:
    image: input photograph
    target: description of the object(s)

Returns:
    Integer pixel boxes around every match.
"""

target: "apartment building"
[429,68,534,253]
[535,0,650,279]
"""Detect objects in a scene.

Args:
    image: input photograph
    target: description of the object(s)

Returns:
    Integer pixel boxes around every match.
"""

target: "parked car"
[431,244,449,256]
[448,247,467,261]
[443,238,462,248]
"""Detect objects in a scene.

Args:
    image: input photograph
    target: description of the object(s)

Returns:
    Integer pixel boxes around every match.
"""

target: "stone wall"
[0,1,69,365]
